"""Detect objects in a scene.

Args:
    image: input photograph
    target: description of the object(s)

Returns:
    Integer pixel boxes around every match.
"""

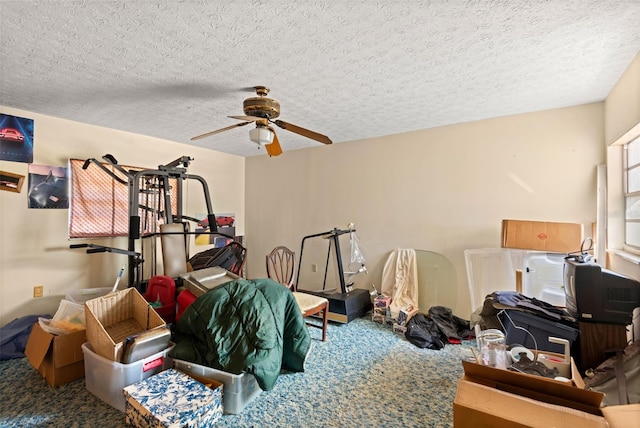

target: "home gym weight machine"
[296,227,372,323]
[71,154,232,290]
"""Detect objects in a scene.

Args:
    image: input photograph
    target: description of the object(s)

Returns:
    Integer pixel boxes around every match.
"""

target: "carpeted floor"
[0,316,474,428]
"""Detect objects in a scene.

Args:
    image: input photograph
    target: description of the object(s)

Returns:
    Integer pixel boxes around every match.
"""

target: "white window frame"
[623,136,640,253]
[606,122,640,265]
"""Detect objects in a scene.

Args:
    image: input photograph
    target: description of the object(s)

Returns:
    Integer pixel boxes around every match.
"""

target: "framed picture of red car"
[194,212,236,245]
[0,170,25,193]
[0,113,34,163]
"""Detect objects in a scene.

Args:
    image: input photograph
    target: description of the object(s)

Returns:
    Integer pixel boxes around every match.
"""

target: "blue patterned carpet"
[0,316,474,428]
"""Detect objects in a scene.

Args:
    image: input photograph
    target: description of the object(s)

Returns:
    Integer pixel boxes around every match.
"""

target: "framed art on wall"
[194,213,236,245]
[27,164,69,208]
[0,170,25,193]
[0,113,34,163]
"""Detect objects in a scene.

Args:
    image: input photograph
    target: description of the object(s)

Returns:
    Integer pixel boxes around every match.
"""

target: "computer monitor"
[564,257,640,325]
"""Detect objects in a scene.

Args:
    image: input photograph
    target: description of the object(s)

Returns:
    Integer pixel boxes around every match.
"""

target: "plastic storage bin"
[65,287,113,305]
[48,299,86,333]
[500,310,579,355]
[173,359,261,414]
[82,342,174,411]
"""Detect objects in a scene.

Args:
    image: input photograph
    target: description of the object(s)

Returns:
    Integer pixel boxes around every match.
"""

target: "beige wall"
[0,106,245,326]
[604,53,640,280]
[605,52,640,146]
[246,103,605,318]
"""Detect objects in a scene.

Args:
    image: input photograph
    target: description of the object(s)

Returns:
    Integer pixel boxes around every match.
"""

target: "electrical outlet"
[33,285,44,298]
[311,263,318,272]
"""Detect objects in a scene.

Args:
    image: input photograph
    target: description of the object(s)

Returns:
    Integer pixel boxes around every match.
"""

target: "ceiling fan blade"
[191,121,253,141]
[265,127,283,157]
[229,115,264,122]
[273,120,333,145]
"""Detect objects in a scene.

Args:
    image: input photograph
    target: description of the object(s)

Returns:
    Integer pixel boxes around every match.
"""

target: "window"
[624,137,640,251]
[69,159,178,239]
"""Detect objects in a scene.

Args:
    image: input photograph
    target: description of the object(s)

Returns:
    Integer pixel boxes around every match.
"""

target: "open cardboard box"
[454,358,640,428]
[24,322,86,387]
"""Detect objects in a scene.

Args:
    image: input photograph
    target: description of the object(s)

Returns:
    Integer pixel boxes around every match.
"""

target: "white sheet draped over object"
[380,248,419,320]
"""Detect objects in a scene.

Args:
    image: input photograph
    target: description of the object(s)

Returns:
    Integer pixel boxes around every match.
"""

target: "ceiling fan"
[191,86,333,156]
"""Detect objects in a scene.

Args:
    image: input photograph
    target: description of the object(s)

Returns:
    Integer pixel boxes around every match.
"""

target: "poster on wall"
[0,113,34,163]
[27,164,69,209]
[194,213,236,246]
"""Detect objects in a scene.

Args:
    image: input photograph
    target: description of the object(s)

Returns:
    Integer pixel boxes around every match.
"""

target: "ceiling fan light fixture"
[249,127,274,146]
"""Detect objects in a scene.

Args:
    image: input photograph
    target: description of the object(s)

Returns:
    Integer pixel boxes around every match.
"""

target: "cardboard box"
[501,219,583,253]
[24,322,86,387]
[454,377,608,427]
[371,307,392,325]
[84,288,166,362]
[123,368,223,427]
[371,312,386,324]
[374,295,392,308]
[392,323,407,335]
[460,359,603,412]
[454,359,606,427]
[397,305,418,326]
[601,404,640,428]
[454,359,640,427]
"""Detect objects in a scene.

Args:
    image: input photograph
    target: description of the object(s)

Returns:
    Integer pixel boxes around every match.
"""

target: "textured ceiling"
[1,1,639,157]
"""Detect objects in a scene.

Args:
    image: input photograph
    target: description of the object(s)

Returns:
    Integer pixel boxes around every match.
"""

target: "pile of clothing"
[474,290,575,331]
[404,306,474,350]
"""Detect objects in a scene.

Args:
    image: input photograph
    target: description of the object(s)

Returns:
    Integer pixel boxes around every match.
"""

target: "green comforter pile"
[169,278,311,391]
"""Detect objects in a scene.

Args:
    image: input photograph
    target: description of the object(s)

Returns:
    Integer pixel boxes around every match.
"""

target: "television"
[563,257,640,325]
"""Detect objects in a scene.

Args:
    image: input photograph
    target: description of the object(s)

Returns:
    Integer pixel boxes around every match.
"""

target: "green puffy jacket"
[170,278,311,391]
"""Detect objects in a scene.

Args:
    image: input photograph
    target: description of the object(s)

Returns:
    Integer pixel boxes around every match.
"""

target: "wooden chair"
[266,245,328,341]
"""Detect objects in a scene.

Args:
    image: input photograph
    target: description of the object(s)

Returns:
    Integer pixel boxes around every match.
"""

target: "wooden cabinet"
[578,322,628,373]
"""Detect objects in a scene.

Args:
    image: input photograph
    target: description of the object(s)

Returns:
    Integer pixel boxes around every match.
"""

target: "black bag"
[188,242,245,274]
[428,306,474,342]
[404,313,445,350]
